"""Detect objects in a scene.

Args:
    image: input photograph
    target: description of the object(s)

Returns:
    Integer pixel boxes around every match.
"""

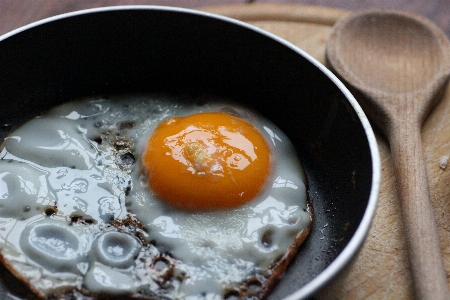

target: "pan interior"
[0,7,374,299]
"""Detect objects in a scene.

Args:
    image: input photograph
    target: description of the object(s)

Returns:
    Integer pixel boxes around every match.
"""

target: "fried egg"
[0,94,312,299]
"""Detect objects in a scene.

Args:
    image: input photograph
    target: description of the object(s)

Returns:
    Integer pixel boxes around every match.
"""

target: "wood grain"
[1,0,450,38]
[257,0,450,38]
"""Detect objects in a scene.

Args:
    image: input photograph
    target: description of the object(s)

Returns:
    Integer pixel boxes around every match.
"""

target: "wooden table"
[2,1,450,299]
[1,0,449,37]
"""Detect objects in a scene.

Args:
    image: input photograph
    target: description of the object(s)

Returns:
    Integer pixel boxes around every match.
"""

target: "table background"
[2,1,450,299]
[1,0,450,38]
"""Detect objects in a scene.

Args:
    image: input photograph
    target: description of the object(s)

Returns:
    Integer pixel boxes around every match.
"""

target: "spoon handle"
[390,123,449,299]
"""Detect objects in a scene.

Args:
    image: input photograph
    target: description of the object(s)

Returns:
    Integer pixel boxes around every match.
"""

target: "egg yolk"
[143,112,272,210]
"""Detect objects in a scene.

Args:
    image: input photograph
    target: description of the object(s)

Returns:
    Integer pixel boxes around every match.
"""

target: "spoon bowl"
[327,9,450,300]
[337,13,445,94]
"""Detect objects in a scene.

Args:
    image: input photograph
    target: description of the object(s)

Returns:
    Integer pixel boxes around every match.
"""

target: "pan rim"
[0,5,381,299]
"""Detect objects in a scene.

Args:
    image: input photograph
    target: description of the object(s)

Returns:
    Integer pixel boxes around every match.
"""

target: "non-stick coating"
[0,7,374,299]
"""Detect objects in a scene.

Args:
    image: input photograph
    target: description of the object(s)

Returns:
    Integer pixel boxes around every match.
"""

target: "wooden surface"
[2,2,450,299]
[0,0,450,38]
[326,10,450,299]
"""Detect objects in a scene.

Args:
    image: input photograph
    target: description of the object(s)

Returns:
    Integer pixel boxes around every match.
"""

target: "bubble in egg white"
[0,94,312,299]
[91,231,142,269]
[20,218,89,274]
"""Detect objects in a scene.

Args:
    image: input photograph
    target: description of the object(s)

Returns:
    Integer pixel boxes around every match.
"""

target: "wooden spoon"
[326,9,450,299]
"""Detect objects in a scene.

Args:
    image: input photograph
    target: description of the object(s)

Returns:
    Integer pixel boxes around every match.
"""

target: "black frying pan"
[0,6,380,299]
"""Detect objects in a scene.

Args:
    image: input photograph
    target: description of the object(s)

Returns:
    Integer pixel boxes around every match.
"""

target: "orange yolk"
[142,112,272,210]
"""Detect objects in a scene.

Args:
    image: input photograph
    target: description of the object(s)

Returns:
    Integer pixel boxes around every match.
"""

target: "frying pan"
[0,6,380,299]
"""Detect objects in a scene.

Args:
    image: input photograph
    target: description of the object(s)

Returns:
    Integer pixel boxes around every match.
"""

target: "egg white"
[0,94,312,298]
